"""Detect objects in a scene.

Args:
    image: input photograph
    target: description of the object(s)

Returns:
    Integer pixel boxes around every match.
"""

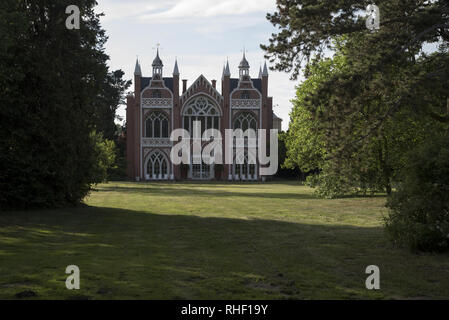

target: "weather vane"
[152,43,163,52]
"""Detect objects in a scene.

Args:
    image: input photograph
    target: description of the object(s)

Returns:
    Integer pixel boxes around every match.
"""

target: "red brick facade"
[126,51,274,181]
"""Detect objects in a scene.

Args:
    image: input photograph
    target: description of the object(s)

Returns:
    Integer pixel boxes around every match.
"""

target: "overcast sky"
[96,0,302,130]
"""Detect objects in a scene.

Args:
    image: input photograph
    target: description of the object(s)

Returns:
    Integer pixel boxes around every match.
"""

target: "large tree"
[285,44,446,197]
[93,70,131,141]
[262,1,449,191]
[0,0,128,209]
[262,1,449,152]
[263,1,449,250]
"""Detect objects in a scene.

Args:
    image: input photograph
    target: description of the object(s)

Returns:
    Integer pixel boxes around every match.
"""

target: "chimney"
[183,80,187,94]
[212,80,216,89]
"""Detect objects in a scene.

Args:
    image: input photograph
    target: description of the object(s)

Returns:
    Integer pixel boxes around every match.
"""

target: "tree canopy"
[285,43,447,197]
[264,1,449,250]
[262,1,449,184]
[0,0,129,209]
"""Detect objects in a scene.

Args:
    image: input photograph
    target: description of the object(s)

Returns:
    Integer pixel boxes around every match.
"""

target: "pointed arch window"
[233,151,257,181]
[232,112,258,181]
[145,112,169,138]
[233,112,257,130]
[146,150,170,180]
[182,96,221,136]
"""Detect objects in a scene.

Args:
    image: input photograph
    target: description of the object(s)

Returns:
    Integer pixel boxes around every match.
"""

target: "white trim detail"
[231,99,261,109]
[142,98,173,108]
[142,138,172,147]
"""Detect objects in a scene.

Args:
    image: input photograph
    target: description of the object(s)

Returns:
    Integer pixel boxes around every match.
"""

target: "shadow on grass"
[96,182,387,200]
[96,184,320,200]
[0,206,448,300]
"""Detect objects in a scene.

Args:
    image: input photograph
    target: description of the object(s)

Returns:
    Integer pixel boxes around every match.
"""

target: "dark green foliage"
[262,0,449,162]
[264,1,449,196]
[262,1,449,80]
[276,131,302,180]
[93,70,131,141]
[89,131,117,184]
[385,135,449,252]
[262,1,449,251]
[283,49,428,198]
[0,0,129,209]
[107,124,128,181]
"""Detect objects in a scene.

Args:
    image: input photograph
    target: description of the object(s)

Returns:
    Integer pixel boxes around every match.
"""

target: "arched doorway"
[232,112,258,181]
[233,151,258,181]
[145,150,170,180]
[182,95,221,180]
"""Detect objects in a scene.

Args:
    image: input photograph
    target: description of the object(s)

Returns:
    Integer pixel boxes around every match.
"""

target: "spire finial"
[153,43,162,57]
[224,58,231,77]
[152,43,164,67]
[134,56,142,76]
[152,43,163,76]
[173,58,180,76]
[262,61,269,77]
[239,49,250,70]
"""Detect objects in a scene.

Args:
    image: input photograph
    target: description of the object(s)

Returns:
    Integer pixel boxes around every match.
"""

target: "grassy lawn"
[1,181,449,300]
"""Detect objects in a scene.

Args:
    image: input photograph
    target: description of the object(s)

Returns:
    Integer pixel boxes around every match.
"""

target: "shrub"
[305,171,355,199]
[385,135,449,252]
[89,132,117,184]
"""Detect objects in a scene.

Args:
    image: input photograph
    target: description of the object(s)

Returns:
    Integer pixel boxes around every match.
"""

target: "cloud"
[139,0,275,22]
[96,0,275,22]
[96,0,176,21]
[96,0,295,130]
[96,0,276,38]
[192,15,267,37]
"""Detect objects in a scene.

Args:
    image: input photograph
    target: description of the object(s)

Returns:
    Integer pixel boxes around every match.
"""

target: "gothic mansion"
[126,50,281,181]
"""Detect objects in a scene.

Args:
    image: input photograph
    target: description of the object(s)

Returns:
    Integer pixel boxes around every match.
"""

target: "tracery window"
[145,112,169,138]
[232,112,258,181]
[233,152,257,181]
[233,112,257,131]
[146,150,169,180]
[182,96,221,136]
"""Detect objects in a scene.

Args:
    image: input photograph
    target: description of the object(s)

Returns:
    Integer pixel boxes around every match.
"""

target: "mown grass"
[1,181,448,300]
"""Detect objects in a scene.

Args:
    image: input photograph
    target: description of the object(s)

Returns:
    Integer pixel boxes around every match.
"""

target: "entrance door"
[191,162,213,180]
